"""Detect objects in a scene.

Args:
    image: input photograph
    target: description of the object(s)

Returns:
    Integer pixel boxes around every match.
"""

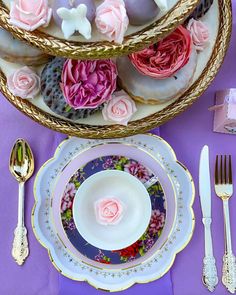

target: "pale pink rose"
[10,0,52,31]
[7,66,40,99]
[95,198,124,225]
[102,90,137,125]
[187,19,209,51]
[95,0,129,44]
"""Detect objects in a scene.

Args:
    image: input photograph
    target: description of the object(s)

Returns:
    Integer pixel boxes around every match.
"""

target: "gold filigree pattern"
[12,225,29,266]
[0,0,199,60]
[0,0,232,139]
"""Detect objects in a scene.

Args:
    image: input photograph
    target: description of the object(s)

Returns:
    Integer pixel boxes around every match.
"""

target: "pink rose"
[95,0,129,44]
[187,19,209,51]
[7,66,40,99]
[95,198,124,225]
[129,25,192,79]
[10,0,52,31]
[102,90,136,125]
[61,59,117,109]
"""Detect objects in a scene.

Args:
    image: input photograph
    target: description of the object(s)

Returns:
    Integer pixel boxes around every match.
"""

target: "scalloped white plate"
[32,134,195,291]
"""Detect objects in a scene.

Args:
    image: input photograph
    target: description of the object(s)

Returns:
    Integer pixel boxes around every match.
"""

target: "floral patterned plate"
[61,155,166,265]
[33,135,195,291]
[52,142,177,270]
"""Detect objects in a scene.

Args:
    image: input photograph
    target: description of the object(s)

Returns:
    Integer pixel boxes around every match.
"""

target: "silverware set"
[199,146,236,293]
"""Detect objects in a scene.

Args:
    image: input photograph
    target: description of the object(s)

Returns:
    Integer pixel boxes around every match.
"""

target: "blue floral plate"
[60,155,166,265]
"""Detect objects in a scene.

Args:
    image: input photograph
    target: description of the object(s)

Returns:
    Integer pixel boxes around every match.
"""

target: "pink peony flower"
[61,59,118,109]
[102,90,137,125]
[129,25,192,79]
[124,161,152,183]
[148,209,165,236]
[7,66,40,99]
[95,198,124,225]
[187,19,209,51]
[61,183,76,213]
[95,0,129,44]
[10,0,52,31]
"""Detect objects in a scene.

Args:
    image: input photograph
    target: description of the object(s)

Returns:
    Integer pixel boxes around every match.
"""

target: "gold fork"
[215,155,236,293]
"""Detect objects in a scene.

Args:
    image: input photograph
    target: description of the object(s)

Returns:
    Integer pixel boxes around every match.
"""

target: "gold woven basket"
[0,0,232,139]
[0,0,199,59]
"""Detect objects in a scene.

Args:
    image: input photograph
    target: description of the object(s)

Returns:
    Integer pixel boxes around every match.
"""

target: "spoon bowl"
[9,139,34,183]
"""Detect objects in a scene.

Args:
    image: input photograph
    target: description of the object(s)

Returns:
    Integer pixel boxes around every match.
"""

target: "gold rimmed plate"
[0,0,199,60]
[50,143,177,270]
[32,134,195,291]
[0,0,232,139]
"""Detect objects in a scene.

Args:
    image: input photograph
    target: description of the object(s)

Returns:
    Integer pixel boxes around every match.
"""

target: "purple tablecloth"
[0,2,235,294]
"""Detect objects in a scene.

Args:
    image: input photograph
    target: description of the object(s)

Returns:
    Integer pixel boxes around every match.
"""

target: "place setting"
[0,0,235,294]
[32,134,194,291]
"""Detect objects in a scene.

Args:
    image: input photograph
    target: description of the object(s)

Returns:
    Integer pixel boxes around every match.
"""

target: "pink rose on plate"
[187,19,209,51]
[61,183,76,213]
[95,198,124,225]
[61,59,117,110]
[124,160,152,183]
[129,25,192,79]
[95,0,129,44]
[7,66,40,99]
[10,0,52,31]
[148,209,165,236]
[102,90,137,125]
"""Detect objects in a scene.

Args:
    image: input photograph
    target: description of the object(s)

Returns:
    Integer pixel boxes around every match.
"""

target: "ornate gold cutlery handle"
[12,225,29,266]
[222,253,236,294]
[222,200,236,294]
[202,218,218,292]
[12,182,29,265]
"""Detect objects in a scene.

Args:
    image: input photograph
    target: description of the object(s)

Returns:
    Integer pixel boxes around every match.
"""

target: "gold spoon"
[9,139,34,265]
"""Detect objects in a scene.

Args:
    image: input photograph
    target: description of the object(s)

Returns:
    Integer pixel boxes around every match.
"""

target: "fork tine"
[215,155,219,185]
[224,155,227,184]
[229,155,233,184]
[220,155,223,184]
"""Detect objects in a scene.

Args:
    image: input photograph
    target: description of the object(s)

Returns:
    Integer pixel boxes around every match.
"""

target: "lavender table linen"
[0,95,65,295]
[0,2,235,294]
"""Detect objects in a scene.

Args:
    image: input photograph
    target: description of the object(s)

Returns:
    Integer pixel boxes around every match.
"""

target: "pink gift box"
[212,89,236,134]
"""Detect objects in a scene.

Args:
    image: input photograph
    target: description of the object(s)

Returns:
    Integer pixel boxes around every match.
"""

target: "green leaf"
[139,247,145,256]
[65,209,72,219]
[115,165,122,170]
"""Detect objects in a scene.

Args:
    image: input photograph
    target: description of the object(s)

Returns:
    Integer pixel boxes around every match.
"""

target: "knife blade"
[199,145,211,219]
[199,145,218,292]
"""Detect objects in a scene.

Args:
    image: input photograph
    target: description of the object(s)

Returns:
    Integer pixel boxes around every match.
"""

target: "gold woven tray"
[0,0,232,139]
[0,0,199,60]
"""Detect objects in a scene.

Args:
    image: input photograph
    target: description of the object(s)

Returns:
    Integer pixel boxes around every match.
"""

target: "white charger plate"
[32,134,195,291]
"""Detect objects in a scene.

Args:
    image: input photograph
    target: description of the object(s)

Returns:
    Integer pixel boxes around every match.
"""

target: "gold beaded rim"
[0,0,199,60]
[0,0,232,139]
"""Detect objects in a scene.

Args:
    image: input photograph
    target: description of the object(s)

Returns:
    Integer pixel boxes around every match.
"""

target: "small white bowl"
[72,170,151,251]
